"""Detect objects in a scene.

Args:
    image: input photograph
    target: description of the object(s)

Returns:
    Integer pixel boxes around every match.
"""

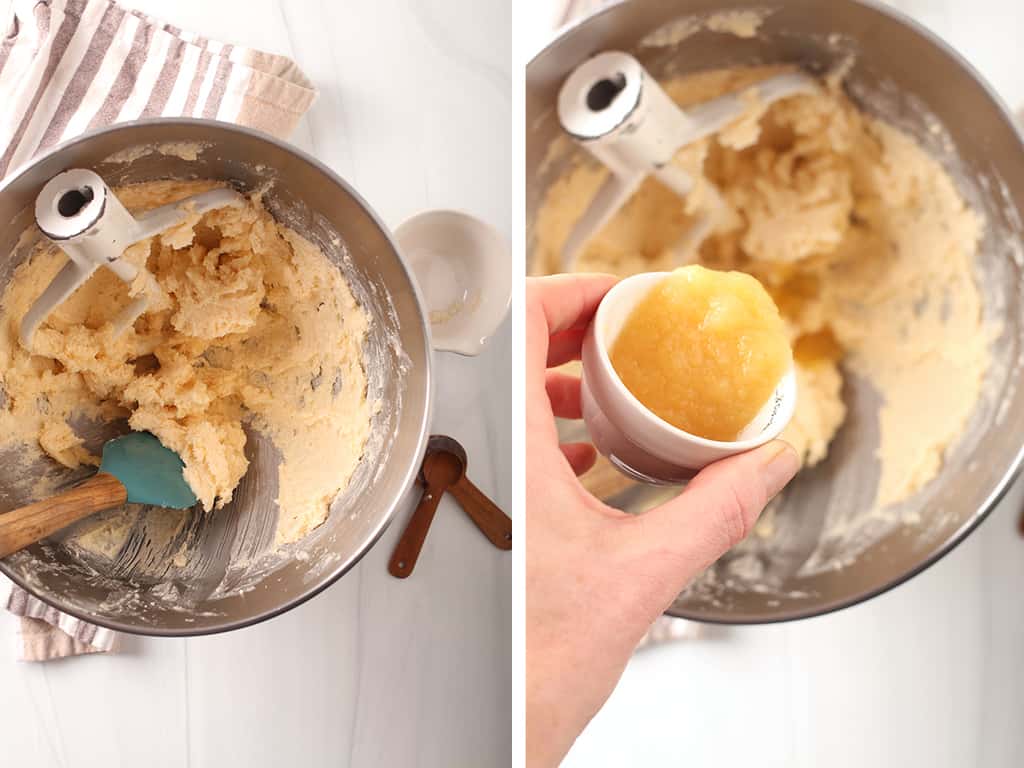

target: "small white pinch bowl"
[581,271,797,485]
[395,210,512,356]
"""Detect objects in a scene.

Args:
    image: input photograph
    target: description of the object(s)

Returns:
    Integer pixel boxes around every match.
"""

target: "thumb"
[639,440,800,580]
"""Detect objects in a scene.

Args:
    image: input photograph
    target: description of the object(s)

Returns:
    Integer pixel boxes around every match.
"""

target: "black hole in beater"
[586,73,627,111]
[57,186,94,217]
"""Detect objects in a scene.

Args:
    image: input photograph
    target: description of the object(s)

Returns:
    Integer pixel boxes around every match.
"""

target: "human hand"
[525,273,800,767]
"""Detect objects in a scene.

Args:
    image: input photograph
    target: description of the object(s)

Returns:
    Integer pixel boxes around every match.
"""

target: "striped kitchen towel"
[635,616,703,651]
[0,0,316,179]
[0,0,317,660]
[2,579,119,660]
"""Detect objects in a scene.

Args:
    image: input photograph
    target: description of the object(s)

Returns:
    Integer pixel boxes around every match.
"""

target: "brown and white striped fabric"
[3,582,118,660]
[0,0,317,179]
[0,0,317,661]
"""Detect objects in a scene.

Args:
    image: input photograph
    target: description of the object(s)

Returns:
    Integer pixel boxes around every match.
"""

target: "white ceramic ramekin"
[581,271,796,484]
[395,210,512,357]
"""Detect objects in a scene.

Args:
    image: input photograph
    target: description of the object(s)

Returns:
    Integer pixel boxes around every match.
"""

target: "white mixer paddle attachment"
[556,51,819,270]
[21,169,246,349]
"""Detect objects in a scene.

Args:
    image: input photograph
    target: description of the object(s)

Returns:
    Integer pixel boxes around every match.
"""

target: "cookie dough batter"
[535,67,989,509]
[0,180,373,545]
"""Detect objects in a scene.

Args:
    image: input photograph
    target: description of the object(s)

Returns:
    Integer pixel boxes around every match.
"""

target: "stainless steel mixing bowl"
[0,120,432,635]
[528,0,1024,622]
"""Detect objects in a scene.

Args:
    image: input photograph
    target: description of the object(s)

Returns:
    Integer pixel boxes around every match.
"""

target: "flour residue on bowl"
[102,141,210,164]
[640,8,771,48]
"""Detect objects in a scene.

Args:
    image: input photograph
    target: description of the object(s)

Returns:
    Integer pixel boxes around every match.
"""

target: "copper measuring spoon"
[389,435,512,579]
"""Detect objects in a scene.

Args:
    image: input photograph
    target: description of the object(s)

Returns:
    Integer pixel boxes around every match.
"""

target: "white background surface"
[533,1,1024,767]
[0,1,513,766]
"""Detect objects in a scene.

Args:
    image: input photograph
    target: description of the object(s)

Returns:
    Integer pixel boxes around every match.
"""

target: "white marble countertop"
[546,1,1024,766]
[0,1,512,766]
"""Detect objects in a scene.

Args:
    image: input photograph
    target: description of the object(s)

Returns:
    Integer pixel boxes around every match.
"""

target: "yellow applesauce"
[609,265,792,441]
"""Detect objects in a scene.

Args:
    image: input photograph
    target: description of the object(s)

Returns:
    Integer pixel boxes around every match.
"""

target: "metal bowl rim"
[0,116,434,637]
[527,0,1024,624]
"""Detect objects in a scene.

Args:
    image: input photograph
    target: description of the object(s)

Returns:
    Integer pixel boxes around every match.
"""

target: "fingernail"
[760,441,800,498]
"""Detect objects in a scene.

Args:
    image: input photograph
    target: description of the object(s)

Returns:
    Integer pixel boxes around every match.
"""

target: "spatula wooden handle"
[449,476,512,550]
[389,482,445,579]
[0,473,127,559]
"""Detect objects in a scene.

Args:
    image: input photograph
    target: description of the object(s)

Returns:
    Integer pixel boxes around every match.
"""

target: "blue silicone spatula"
[0,432,196,559]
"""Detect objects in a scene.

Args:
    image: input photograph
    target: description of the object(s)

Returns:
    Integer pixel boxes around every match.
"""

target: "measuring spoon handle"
[449,476,512,550]
[389,481,446,579]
